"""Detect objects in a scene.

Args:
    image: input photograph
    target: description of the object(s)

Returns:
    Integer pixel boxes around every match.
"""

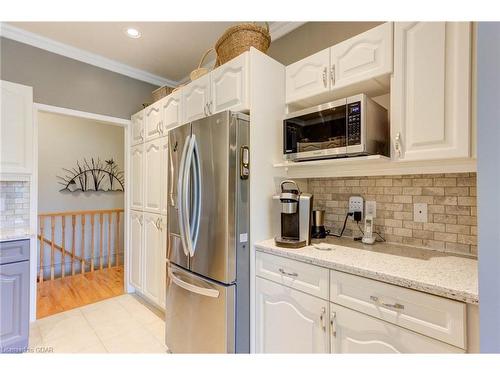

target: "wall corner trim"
[0,23,177,87]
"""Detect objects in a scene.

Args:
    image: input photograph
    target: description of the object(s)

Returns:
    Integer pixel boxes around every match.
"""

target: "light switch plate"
[414,203,428,223]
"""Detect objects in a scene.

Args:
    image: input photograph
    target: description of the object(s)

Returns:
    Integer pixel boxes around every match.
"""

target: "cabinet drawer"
[0,239,30,265]
[330,270,466,349]
[256,252,328,299]
[331,303,464,353]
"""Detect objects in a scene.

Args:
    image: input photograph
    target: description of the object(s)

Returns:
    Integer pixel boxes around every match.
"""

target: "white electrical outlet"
[365,200,377,218]
[349,196,364,220]
[414,203,428,223]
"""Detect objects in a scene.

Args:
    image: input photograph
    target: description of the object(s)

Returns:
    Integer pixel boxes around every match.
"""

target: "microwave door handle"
[177,135,191,257]
[169,268,220,298]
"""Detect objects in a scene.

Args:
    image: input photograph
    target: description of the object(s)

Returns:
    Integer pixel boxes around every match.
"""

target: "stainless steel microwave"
[283,94,389,161]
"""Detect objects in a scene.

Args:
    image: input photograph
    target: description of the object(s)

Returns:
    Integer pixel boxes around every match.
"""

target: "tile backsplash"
[309,173,477,257]
[0,181,30,235]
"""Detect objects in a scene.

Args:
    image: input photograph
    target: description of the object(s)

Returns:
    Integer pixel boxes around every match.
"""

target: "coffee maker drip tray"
[274,236,307,249]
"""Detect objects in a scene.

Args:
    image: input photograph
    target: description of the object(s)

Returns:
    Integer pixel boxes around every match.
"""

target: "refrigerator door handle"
[169,268,220,298]
[182,134,201,257]
[177,134,191,257]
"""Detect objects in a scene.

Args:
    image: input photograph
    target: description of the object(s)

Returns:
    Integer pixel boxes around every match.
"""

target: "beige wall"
[1,37,157,118]
[38,112,124,213]
[268,22,384,65]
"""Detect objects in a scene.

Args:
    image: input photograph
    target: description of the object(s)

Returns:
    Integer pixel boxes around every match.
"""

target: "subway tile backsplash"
[308,173,477,257]
[0,181,30,235]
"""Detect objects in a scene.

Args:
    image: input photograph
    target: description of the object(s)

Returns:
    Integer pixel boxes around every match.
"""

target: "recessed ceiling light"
[125,28,141,39]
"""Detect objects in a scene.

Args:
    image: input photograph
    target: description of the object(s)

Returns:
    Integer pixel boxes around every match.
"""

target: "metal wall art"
[58,158,124,192]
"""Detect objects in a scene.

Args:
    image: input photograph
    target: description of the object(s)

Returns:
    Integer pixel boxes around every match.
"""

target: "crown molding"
[269,21,306,40]
[177,21,306,84]
[0,23,177,87]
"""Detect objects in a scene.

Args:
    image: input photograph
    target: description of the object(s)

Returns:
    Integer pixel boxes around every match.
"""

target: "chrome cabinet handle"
[140,129,144,141]
[394,132,402,158]
[330,64,335,86]
[278,268,298,277]
[370,295,405,310]
[330,312,337,337]
[322,67,327,87]
[209,101,213,114]
[320,307,326,331]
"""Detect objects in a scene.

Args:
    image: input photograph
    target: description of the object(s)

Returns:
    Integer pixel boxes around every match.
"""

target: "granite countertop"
[255,237,479,304]
[0,229,31,242]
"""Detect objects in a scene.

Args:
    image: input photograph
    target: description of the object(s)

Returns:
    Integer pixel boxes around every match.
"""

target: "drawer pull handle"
[320,307,326,331]
[370,295,405,310]
[278,268,298,277]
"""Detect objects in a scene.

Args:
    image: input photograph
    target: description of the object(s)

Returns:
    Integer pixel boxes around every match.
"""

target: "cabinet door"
[129,211,143,290]
[162,92,181,131]
[131,110,144,146]
[145,101,163,141]
[285,48,330,104]
[0,261,29,351]
[391,22,471,161]
[158,215,167,309]
[330,303,463,353]
[160,138,169,216]
[182,74,211,123]
[256,277,329,353]
[143,213,162,305]
[144,139,164,214]
[331,22,393,90]
[0,80,33,174]
[211,53,249,114]
[130,144,144,211]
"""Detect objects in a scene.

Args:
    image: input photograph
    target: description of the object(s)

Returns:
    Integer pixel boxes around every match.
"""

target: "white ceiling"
[5,22,303,85]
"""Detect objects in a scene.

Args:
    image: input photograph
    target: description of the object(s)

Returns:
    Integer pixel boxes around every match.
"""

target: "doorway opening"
[35,106,127,319]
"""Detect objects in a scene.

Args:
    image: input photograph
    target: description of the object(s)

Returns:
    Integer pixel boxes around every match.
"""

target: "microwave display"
[347,101,361,146]
[283,104,347,155]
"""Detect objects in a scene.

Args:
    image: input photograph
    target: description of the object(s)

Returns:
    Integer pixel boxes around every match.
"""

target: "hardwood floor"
[36,266,124,319]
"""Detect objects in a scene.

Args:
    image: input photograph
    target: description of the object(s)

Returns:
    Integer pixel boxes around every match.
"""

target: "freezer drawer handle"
[169,269,220,298]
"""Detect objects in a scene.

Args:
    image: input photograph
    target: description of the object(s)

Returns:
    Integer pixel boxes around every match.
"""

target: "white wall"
[38,111,124,213]
[37,111,125,277]
[477,22,500,353]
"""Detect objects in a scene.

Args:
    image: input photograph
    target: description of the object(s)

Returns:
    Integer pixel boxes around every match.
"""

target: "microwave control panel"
[347,102,361,146]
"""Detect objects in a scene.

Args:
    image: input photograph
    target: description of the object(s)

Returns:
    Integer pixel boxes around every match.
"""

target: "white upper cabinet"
[145,101,163,141]
[162,92,181,131]
[131,110,144,146]
[182,74,211,123]
[256,277,329,353]
[144,139,164,214]
[285,48,330,104]
[129,210,143,290]
[211,52,249,114]
[391,22,472,161]
[0,80,33,174]
[130,144,144,210]
[331,22,393,90]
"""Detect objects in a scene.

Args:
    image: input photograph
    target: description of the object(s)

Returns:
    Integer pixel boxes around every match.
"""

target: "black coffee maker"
[311,210,330,239]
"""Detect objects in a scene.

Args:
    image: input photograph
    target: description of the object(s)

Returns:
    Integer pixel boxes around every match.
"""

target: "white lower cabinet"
[142,213,166,306]
[128,210,166,309]
[255,251,468,353]
[330,303,463,353]
[129,211,143,290]
[255,277,329,353]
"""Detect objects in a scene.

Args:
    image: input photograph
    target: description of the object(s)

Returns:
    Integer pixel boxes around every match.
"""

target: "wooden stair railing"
[37,209,124,282]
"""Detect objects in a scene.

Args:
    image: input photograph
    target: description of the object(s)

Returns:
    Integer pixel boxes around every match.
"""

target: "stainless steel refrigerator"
[165,111,250,353]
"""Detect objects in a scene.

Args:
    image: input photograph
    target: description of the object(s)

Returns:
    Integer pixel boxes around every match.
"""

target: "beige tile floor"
[28,294,167,353]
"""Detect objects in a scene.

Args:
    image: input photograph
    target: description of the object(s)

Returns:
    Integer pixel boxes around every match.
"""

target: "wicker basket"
[190,48,216,81]
[215,22,271,65]
[152,85,174,102]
